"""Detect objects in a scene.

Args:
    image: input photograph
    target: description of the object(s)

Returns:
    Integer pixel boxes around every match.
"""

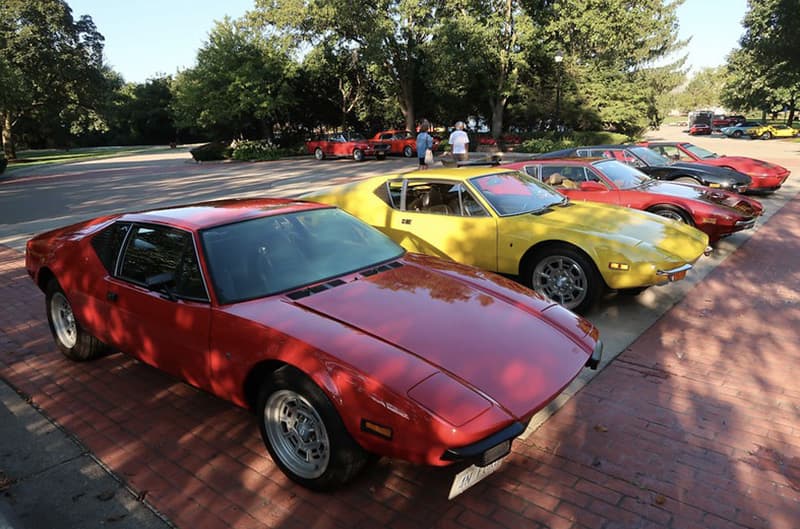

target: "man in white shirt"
[449,121,469,161]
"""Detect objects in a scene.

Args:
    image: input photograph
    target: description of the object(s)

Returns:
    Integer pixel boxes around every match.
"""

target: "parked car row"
[306,129,441,161]
[24,139,789,500]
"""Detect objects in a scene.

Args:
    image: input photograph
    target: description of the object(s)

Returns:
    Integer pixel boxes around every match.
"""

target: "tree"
[251,0,442,132]
[171,18,295,141]
[0,0,106,158]
[676,66,726,112]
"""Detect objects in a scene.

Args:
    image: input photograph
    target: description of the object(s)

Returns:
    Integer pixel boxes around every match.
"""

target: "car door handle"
[106,292,118,302]
[401,218,412,225]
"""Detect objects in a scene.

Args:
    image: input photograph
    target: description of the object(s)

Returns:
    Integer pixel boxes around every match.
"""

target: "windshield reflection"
[470,171,566,216]
[594,160,650,189]
[629,146,671,166]
[684,144,718,159]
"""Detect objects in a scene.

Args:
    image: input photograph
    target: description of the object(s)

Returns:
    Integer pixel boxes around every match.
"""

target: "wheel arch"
[518,240,606,289]
[37,266,57,293]
[645,203,695,226]
[243,359,340,413]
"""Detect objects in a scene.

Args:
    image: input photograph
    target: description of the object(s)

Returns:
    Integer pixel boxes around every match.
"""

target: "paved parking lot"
[1,129,799,528]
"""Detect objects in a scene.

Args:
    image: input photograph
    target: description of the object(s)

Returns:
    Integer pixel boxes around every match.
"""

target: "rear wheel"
[402,145,414,158]
[732,130,743,138]
[314,147,325,160]
[649,205,694,225]
[46,280,109,361]
[524,245,602,314]
[257,366,368,491]
[352,149,364,162]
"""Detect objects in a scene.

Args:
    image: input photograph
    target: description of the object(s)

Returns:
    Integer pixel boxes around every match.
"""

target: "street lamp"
[554,50,564,137]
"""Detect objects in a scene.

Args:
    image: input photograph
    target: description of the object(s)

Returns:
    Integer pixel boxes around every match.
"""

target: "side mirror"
[579,181,607,192]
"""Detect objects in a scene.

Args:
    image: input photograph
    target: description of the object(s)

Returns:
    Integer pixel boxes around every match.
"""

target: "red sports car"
[25,199,601,497]
[506,159,763,242]
[640,141,790,193]
[688,123,712,135]
[371,129,440,157]
[306,132,390,161]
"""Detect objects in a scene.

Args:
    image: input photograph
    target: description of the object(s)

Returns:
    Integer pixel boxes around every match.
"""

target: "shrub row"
[189,140,294,162]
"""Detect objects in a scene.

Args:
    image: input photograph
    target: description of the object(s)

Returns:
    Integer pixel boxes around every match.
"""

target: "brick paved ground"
[1,196,798,529]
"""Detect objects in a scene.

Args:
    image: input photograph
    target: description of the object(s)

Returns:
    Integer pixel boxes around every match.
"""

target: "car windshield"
[469,171,566,216]
[683,144,718,159]
[201,208,404,304]
[594,160,650,189]
[347,132,366,141]
[628,146,671,166]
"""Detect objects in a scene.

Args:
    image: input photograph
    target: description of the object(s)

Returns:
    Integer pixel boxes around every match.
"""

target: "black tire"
[314,147,325,160]
[648,205,694,226]
[760,131,772,140]
[402,145,414,158]
[257,366,368,491]
[45,280,109,361]
[732,130,743,138]
[352,149,364,162]
[523,245,602,314]
[376,153,386,160]
[618,287,648,296]
[673,176,701,186]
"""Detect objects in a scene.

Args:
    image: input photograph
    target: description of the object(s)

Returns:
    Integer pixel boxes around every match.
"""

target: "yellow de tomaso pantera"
[304,166,710,313]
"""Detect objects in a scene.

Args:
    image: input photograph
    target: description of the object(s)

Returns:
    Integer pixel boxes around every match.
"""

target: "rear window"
[91,222,131,273]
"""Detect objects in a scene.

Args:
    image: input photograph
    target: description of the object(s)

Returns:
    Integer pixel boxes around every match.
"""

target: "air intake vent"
[287,278,349,300]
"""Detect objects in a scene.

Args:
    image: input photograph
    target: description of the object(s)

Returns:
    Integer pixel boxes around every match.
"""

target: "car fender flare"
[243,358,345,413]
[519,240,606,289]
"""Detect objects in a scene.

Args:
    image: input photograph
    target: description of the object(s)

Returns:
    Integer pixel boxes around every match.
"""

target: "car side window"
[91,222,131,274]
[404,181,488,217]
[659,145,688,161]
[118,225,208,301]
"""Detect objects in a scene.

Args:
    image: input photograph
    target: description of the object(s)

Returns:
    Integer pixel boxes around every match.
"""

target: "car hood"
[513,201,709,263]
[671,162,751,184]
[706,156,789,177]
[289,257,593,420]
[639,181,763,216]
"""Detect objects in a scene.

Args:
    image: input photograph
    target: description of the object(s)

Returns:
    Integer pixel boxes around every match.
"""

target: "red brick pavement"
[1,196,799,529]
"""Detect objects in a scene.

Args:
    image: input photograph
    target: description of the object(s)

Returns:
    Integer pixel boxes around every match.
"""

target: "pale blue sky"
[68,0,748,83]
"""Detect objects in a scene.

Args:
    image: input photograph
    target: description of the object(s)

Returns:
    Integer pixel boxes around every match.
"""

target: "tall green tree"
[676,66,726,112]
[547,0,686,133]
[251,0,442,132]
[0,0,106,158]
[171,18,295,140]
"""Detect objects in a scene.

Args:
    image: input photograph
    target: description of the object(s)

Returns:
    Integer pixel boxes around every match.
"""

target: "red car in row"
[640,141,791,193]
[306,132,390,161]
[26,198,601,497]
[371,129,440,157]
[506,158,763,242]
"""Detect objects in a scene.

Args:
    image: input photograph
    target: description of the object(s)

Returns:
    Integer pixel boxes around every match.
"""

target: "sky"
[67,0,748,84]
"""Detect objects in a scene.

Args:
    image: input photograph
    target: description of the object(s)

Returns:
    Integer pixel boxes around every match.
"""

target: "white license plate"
[447,459,503,499]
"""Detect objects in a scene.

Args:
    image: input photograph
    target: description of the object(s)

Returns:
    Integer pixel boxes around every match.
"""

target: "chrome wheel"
[50,291,77,349]
[403,145,414,158]
[532,255,588,311]
[352,148,364,162]
[653,208,688,223]
[263,389,330,479]
[314,147,324,160]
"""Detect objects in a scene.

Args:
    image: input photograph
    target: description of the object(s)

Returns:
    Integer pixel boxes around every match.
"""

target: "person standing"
[416,120,434,170]
[449,121,469,161]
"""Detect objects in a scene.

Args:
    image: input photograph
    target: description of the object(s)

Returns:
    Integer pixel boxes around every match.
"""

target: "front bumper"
[656,263,693,283]
[441,421,524,467]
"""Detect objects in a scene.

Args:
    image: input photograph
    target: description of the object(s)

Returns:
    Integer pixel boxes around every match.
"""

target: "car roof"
[120,198,328,231]
[381,165,521,182]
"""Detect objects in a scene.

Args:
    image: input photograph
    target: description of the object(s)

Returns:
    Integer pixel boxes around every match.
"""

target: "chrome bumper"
[656,263,692,282]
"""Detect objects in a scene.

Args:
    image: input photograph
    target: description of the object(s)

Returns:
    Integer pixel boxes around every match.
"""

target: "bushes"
[0,157,6,175]
[190,141,231,162]
[515,131,633,154]
[230,140,285,161]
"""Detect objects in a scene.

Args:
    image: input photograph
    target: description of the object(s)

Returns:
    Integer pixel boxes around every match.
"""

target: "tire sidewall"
[45,280,100,361]
[352,149,364,162]
[257,367,366,491]
[524,246,601,314]
[403,145,414,158]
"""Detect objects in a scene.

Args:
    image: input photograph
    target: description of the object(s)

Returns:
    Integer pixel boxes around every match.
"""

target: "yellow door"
[386,180,499,271]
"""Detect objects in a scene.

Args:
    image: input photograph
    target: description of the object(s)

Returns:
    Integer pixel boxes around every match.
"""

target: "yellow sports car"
[749,124,799,140]
[304,167,710,313]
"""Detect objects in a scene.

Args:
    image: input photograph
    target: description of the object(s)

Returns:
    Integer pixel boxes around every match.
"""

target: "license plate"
[447,459,503,499]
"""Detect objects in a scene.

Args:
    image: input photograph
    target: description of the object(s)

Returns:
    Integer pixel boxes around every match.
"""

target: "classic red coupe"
[640,141,791,193]
[306,132,390,161]
[688,123,712,135]
[25,199,601,497]
[371,129,440,157]
[506,159,763,242]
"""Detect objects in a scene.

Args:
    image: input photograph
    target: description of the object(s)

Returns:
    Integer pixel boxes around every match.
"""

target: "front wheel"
[314,147,325,160]
[257,367,368,491]
[649,205,693,225]
[402,145,414,158]
[524,246,601,314]
[732,130,743,138]
[352,148,364,162]
[760,132,772,140]
[46,280,109,361]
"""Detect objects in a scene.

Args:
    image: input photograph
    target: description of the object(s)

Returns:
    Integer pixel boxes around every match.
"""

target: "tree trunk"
[399,78,415,133]
[490,96,506,139]
[2,113,16,160]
